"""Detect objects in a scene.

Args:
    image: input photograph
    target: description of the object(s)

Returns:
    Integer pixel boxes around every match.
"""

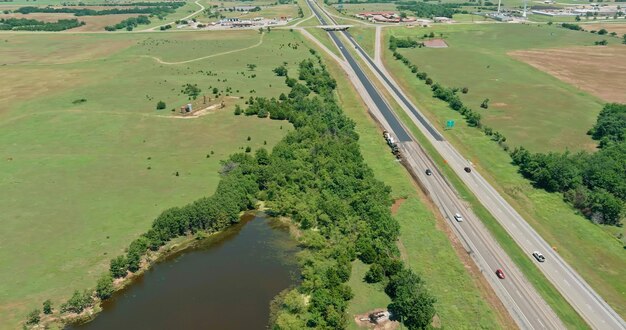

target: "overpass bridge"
[318,25,351,31]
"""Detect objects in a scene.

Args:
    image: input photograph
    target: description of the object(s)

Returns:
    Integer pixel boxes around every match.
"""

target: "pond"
[68,214,300,330]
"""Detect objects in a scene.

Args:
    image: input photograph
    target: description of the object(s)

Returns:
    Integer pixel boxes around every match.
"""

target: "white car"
[532,251,546,262]
[454,213,463,222]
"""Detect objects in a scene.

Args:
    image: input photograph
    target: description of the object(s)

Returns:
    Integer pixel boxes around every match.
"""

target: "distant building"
[233,6,257,11]
[433,17,454,23]
[355,11,416,23]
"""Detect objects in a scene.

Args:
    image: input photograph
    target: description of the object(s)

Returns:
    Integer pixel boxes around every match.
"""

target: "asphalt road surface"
[305,1,626,329]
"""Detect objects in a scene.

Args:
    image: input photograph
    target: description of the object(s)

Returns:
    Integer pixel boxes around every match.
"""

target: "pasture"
[0,29,312,328]
[388,23,606,152]
[383,23,626,320]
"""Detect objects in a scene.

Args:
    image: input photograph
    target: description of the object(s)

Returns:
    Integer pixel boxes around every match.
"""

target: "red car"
[496,269,505,279]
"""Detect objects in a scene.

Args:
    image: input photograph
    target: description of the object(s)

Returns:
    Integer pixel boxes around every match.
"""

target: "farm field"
[318,41,509,329]
[0,1,201,31]
[0,29,313,328]
[511,45,626,103]
[581,22,626,34]
[0,12,141,31]
[382,23,626,320]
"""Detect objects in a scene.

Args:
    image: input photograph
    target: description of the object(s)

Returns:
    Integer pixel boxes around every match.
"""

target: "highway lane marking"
[537,319,546,328]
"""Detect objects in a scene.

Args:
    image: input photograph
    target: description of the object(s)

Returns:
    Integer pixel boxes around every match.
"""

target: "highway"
[304,1,626,329]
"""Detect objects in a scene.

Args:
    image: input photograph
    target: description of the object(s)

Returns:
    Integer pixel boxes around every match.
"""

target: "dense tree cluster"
[389,35,421,51]
[104,15,150,31]
[0,17,83,31]
[561,23,582,31]
[243,56,435,329]
[396,1,461,18]
[511,103,626,226]
[15,3,183,17]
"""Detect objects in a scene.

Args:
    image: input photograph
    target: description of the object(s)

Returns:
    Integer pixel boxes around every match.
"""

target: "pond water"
[68,214,300,330]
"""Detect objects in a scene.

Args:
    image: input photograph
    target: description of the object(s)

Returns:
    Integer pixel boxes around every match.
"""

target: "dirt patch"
[354,309,399,330]
[510,45,626,103]
[581,23,626,35]
[423,39,448,48]
[390,198,406,215]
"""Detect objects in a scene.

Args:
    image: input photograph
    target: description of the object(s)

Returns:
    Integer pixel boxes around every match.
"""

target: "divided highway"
[304,1,626,329]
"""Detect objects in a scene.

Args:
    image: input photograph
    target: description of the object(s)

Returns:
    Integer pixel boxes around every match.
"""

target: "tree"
[234,104,242,115]
[26,309,40,325]
[156,100,166,110]
[110,255,128,278]
[598,28,608,35]
[43,299,53,314]
[623,34,626,44]
[461,87,469,94]
[60,290,93,314]
[364,263,384,283]
[480,98,489,109]
[273,65,288,76]
[96,274,115,300]
[247,63,257,71]
[575,15,581,21]
[386,270,436,330]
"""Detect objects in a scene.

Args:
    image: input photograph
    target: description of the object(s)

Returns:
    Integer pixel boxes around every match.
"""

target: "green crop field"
[382,24,626,320]
[317,45,506,329]
[0,29,314,328]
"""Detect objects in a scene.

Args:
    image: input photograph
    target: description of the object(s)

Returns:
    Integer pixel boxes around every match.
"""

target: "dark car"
[496,269,505,279]
[464,167,472,173]
[426,169,432,176]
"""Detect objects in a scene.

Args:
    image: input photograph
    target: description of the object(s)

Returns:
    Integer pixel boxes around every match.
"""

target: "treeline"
[396,1,461,18]
[0,17,84,31]
[561,23,582,31]
[15,3,183,17]
[511,103,626,226]
[104,15,149,31]
[63,1,185,6]
[249,55,436,329]
[389,35,422,51]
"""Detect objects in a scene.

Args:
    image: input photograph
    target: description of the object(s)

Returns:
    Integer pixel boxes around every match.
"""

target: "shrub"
[96,274,114,300]
[156,100,166,110]
[26,309,40,325]
[364,263,385,283]
[43,299,52,314]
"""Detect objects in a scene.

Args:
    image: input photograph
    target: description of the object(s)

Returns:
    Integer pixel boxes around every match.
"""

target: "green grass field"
[382,24,626,321]
[318,43,506,329]
[348,26,376,57]
[0,29,313,328]
[389,23,605,152]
